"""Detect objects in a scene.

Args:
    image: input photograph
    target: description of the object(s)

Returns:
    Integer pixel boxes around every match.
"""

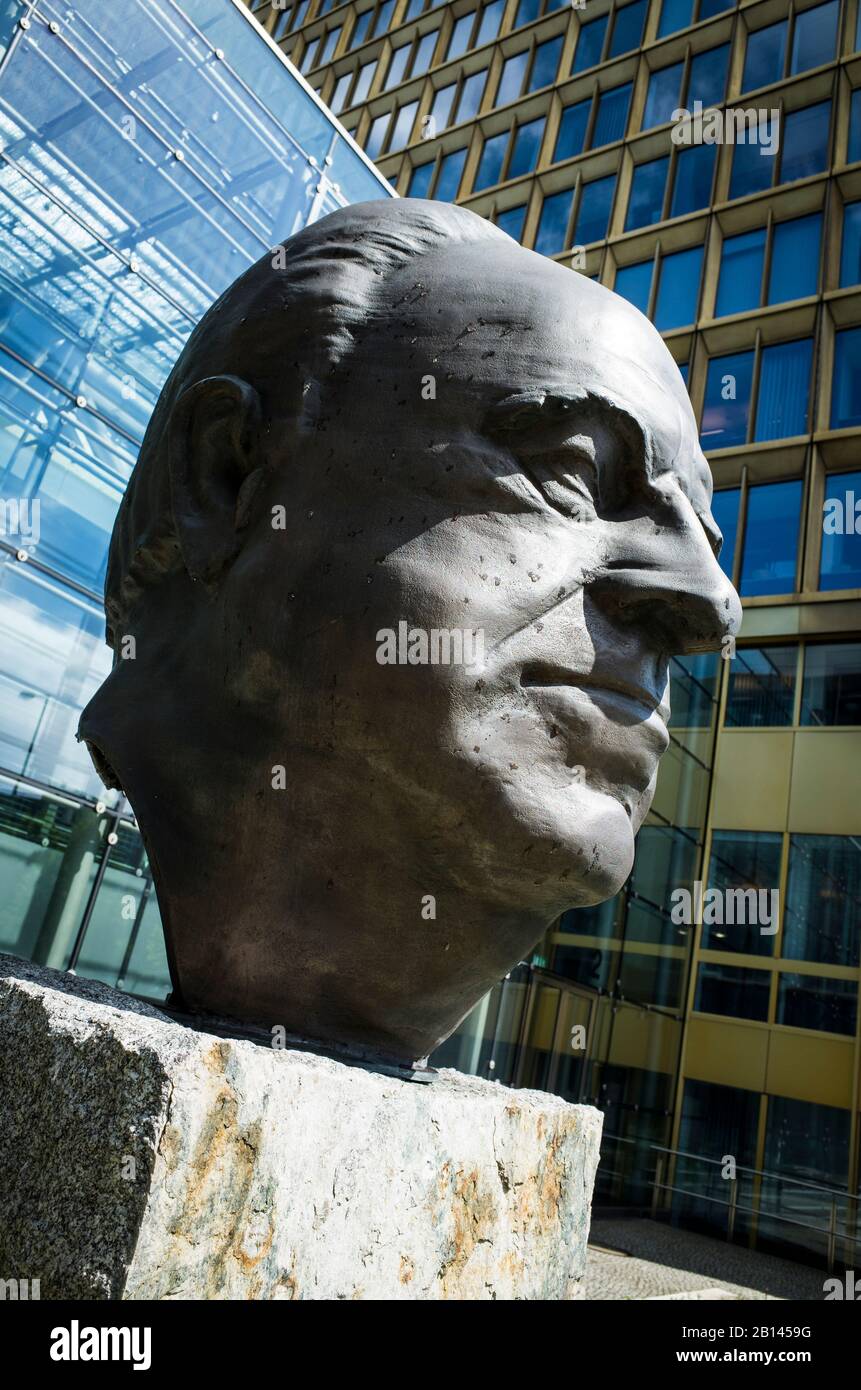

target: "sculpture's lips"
[520,664,670,753]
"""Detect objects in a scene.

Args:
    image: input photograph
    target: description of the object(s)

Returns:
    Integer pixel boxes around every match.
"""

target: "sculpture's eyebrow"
[483,391,582,435]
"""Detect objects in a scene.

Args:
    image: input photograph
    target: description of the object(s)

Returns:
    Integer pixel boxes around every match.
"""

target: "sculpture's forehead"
[381,240,711,507]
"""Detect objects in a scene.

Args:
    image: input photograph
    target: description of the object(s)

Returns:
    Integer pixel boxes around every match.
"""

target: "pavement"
[586,1218,830,1300]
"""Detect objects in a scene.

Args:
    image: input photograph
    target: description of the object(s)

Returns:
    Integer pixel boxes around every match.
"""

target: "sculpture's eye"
[528,445,600,520]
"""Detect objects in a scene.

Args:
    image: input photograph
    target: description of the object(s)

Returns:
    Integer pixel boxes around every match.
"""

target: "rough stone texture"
[0,954,602,1301]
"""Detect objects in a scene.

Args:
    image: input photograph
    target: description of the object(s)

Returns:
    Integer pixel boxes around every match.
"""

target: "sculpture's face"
[224,238,741,919]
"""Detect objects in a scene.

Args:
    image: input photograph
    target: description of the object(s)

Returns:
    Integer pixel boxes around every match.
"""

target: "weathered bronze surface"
[79,200,741,1064]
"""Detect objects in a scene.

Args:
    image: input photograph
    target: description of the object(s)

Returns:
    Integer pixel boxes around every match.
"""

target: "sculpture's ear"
[168,374,262,586]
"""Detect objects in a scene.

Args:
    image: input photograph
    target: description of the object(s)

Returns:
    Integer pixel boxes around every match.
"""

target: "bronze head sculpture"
[79,199,741,1065]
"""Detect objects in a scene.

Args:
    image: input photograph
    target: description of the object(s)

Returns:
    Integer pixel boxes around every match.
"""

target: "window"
[850,89,861,164]
[830,326,861,429]
[473,117,545,191]
[553,83,631,163]
[330,71,353,113]
[514,0,567,25]
[711,488,740,580]
[777,973,857,1035]
[614,259,652,314]
[742,2,838,93]
[716,228,765,317]
[763,1096,850,1188]
[729,101,830,200]
[643,44,729,133]
[555,100,590,161]
[704,830,782,956]
[475,131,508,190]
[820,473,861,590]
[407,160,435,196]
[670,142,716,217]
[409,147,470,200]
[670,652,720,726]
[496,36,562,106]
[695,963,770,1021]
[801,643,861,724]
[701,342,812,449]
[429,82,457,131]
[613,246,702,328]
[739,480,803,597]
[446,0,505,58]
[508,116,544,176]
[384,29,440,89]
[784,835,861,966]
[389,99,419,150]
[743,19,787,91]
[497,51,530,105]
[608,0,647,58]
[534,175,615,255]
[528,35,563,91]
[447,12,476,61]
[791,0,839,75]
[456,67,488,121]
[725,646,796,726]
[365,110,392,158]
[658,0,733,40]
[352,58,377,104]
[625,155,670,231]
[840,201,861,287]
[385,44,411,89]
[715,215,821,316]
[592,83,632,147]
[319,25,342,65]
[572,14,608,73]
[349,8,374,49]
[496,203,527,240]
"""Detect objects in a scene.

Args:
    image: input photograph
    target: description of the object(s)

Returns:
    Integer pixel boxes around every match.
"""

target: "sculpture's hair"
[105,199,510,645]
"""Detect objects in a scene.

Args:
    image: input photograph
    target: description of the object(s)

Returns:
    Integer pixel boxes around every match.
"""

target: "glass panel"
[407,159,436,196]
[831,326,861,429]
[725,645,797,726]
[434,146,468,200]
[554,100,591,161]
[851,89,861,164]
[476,0,506,46]
[840,201,861,287]
[515,0,541,24]
[698,0,733,16]
[700,350,755,448]
[614,259,653,314]
[430,82,457,130]
[330,72,353,113]
[625,155,669,230]
[659,0,694,38]
[688,44,730,110]
[711,488,741,579]
[670,652,720,727]
[695,962,770,1020]
[784,834,861,966]
[754,338,813,441]
[496,202,527,240]
[507,117,544,178]
[535,187,575,255]
[389,100,419,151]
[319,25,341,64]
[780,101,830,184]
[592,82,632,147]
[353,59,377,104]
[374,0,397,35]
[365,110,392,158]
[413,29,439,71]
[716,228,765,316]
[790,0,839,75]
[670,142,716,216]
[474,131,509,190]
[653,245,702,329]
[801,641,861,724]
[496,50,530,105]
[730,130,776,198]
[763,1096,850,1188]
[643,62,683,130]
[384,43,411,89]
[349,10,373,48]
[457,67,488,121]
[528,36,563,92]
[572,14,608,73]
[820,473,861,590]
[447,12,476,61]
[704,829,783,956]
[742,20,786,91]
[609,0,647,58]
[739,479,802,597]
[777,973,857,1035]
[768,213,821,303]
[574,175,615,244]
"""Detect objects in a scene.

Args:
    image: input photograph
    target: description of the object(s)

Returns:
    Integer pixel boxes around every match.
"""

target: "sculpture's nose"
[589,497,742,657]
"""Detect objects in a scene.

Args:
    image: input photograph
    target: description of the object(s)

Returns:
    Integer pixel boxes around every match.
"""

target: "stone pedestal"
[0,954,602,1300]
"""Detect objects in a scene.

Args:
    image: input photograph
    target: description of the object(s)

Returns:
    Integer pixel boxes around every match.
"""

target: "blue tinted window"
[413,30,439,70]
[474,131,508,189]
[574,174,615,244]
[497,50,529,104]
[658,0,693,39]
[711,488,741,580]
[404,0,426,18]
[352,59,376,104]
[554,99,590,161]
[743,21,786,91]
[389,100,418,150]
[840,201,861,287]
[609,0,647,57]
[407,160,435,196]
[350,9,373,47]
[573,14,608,72]
[791,0,839,75]
[821,472,861,590]
[434,147,467,200]
[497,203,527,240]
[768,214,821,304]
[740,480,802,596]
[508,117,544,177]
[778,974,857,1035]
[671,142,716,216]
[457,68,487,121]
[535,187,574,255]
[729,117,778,197]
[447,13,475,60]
[754,339,813,441]
[625,155,669,230]
[529,36,563,91]
[785,833,861,965]
[699,0,732,16]
[701,350,755,448]
[643,62,683,130]
[716,228,765,317]
[592,83,632,147]
[614,259,653,314]
[430,83,456,129]
[726,645,797,727]
[688,44,730,110]
[365,111,391,158]
[705,830,782,957]
[695,963,770,1021]
[654,245,702,329]
[477,0,506,45]
[831,326,861,429]
[781,101,830,183]
[516,0,541,24]
[850,89,861,164]
[320,25,342,64]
